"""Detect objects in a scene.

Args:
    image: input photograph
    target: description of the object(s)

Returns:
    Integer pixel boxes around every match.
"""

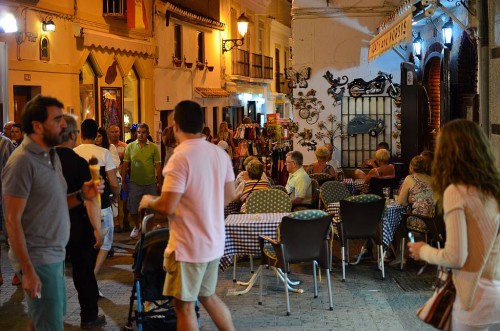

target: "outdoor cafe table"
[326,201,405,248]
[342,178,370,195]
[220,212,290,295]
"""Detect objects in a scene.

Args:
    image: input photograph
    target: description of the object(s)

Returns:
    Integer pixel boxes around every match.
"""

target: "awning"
[194,87,230,98]
[81,29,155,56]
[157,1,225,31]
[368,11,413,61]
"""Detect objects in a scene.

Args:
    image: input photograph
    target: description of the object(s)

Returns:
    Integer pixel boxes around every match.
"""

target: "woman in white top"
[408,119,500,331]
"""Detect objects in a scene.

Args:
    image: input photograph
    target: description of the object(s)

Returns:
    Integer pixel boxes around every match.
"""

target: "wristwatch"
[76,190,85,204]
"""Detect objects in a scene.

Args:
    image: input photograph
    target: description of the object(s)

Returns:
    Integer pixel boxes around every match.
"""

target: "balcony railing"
[232,51,273,80]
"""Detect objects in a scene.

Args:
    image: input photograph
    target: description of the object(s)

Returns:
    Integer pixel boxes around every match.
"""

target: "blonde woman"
[408,120,500,331]
[216,121,235,159]
[398,155,434,232]
[307,146,336,178]
[354,148,395,184]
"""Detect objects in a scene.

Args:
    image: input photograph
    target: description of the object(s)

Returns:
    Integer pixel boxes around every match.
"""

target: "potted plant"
[196,60,205,71]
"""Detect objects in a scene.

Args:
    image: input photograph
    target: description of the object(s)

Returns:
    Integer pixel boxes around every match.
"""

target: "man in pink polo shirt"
[139,100,235,330]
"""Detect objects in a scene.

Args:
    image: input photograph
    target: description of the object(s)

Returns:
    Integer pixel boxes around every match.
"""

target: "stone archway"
[423,54,442,151]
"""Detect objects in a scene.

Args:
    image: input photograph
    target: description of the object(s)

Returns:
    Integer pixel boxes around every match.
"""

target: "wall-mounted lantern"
[412,32,423,60]
[42,16,56,32]
[222,13,249,53]
[441,17,453,49]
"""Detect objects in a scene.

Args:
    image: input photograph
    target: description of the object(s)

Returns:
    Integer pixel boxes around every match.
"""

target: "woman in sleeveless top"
[398,156,433,232]
[307,146,336,178]
[355,148,395,184]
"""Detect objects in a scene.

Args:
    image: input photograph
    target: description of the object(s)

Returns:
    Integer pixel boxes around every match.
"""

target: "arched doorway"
[421,42,451,151]
[423,56,441,151]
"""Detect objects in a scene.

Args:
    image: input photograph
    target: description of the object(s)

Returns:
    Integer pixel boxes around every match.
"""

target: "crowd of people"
[0,94,498,331]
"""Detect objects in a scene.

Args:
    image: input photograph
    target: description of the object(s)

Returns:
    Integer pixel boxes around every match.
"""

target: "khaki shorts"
[163,251,220,302]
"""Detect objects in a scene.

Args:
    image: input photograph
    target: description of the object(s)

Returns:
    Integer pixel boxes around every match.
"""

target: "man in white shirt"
[139,100,235,330]
[74,119,119,290]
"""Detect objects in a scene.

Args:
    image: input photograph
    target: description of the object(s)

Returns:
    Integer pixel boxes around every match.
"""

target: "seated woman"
[354,148,395,184]
[306,146,336,179]
[397,155,434,232]
[238,160,271,213]
[235,156,270,190]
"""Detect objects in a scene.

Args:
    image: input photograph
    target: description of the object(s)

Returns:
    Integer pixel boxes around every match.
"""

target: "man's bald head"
[107,125,121,143]
[3,121,14,139]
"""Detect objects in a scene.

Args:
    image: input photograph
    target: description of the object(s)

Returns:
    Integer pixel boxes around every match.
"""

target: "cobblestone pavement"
[1,231,436,331]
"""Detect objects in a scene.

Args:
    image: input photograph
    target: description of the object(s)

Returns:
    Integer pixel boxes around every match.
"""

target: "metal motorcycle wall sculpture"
[347,71,401,99]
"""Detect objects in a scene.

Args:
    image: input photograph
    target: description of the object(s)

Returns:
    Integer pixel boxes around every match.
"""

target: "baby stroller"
[124,214,199,330]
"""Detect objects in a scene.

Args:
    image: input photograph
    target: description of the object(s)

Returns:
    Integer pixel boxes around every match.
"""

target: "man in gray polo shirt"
[2,95,101,331]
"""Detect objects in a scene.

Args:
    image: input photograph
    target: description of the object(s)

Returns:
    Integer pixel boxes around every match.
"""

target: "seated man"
[285,151,312,205]
[238,160,271,213]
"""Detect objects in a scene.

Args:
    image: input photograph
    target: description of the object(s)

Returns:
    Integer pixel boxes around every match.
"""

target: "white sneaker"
[130,226,141,239]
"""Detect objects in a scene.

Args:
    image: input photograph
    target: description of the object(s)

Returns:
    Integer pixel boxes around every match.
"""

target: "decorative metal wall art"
[285,66,311,89]
[315,114,344,151]
[323,71,348,106]
[297,128,317,151]
[347,71,401,99]
[346,115,385,137]
[293,89,324,124]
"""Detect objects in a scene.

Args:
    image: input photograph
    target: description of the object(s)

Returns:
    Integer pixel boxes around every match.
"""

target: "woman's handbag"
[416,266,456,331]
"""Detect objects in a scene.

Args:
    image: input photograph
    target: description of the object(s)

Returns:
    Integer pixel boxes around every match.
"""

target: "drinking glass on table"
[382,187,391,200]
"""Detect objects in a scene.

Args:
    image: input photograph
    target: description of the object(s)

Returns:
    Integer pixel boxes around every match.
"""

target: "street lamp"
[222,13,249,53]
[0,12,18,33]
[441,17,453,49]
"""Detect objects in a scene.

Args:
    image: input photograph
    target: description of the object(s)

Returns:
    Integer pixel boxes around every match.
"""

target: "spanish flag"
[127,0,148,29]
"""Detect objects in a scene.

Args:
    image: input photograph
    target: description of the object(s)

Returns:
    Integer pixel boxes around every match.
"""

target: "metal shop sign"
[369,13,412,61]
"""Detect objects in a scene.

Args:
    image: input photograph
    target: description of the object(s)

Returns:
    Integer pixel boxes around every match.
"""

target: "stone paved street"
[1,231,436,330]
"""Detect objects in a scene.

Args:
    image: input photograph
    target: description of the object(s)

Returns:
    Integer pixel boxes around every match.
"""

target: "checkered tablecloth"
[342,178,370,195]
[224,201,242,219]
[219,213,290,271]
[326,202,404,247]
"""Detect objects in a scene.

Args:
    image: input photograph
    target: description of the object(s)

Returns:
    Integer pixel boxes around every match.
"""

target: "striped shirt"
[240,179,271,213]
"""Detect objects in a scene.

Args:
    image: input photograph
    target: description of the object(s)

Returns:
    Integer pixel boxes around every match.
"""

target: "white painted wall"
[154,12,226,134]
[291,5,402,165]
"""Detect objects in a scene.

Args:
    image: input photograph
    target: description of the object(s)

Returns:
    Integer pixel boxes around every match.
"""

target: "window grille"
[341,96,394,168]
[232,49,249,76]
[251,53,263,78]
[103,0,126,17]
[263,56,273,79]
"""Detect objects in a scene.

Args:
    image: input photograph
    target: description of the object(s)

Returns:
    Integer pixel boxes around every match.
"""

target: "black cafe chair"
[334,198,386,281]
[258,213,334,316]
